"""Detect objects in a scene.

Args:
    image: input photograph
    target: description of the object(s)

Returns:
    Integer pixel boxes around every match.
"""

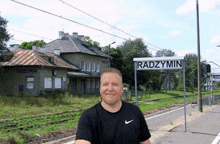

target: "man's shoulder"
[81,102,100,118]
[122,101,139,109]
[122,101,143,115]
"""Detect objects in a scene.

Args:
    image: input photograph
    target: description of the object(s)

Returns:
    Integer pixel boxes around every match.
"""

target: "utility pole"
[196,0,203,112]
[108,42,116,68]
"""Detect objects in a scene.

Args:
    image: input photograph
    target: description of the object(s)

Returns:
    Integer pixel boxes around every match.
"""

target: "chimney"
[59,31,64,39]
[37,46,45,53]
[54,49,61,56]
[72,32,78,38]
[78,35,84,41]
[32,46,37,51]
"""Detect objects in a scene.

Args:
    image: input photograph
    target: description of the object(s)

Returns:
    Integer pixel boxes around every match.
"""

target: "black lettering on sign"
[138,62,143,68]
[143,62,148,68]
[155,61,160,68]
[167,61,173,67]
[177,60,182,67]
[161,61,166,68]
[149,61,154,68]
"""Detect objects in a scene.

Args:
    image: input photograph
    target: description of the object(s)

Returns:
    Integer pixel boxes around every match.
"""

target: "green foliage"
[176,53,206,91]
[0,15,11,56]
[155,49,175,57]
[139,85,146,91]
[123,83,130,88]
[84,36,92,45]
[115,38,152,89]
[93,41,100,47]
[217,82,220,88]
[154,49,177,91]
[176,83,184,91]
[19,40,45,50]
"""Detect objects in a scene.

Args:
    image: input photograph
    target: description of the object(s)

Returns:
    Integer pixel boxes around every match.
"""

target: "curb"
[43,135,76,144]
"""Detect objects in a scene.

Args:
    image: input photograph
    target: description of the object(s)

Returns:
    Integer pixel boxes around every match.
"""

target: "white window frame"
[55,77,62,89]
[27,76,34,89]
[81,61,85,71]
[96,63,100,72]
[86,62,90,71]
[44,77,52,89]
[92,62,95,72]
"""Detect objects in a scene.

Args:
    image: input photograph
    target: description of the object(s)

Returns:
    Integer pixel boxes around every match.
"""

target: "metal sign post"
[133,56,187,132]
[183,60,187,132]
[134,62,138,106]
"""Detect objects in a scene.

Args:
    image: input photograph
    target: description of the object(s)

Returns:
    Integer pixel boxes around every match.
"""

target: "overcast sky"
[1,0,220,72]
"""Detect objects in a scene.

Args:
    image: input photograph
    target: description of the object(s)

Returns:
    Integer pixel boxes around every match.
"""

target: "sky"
[0,0,220,72]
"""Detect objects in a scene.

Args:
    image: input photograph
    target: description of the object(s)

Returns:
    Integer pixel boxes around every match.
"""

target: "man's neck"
[101,100,122,113]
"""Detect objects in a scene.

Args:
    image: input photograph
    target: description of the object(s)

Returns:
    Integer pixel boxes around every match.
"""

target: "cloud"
[176,0,219,14]
[210,35,220,44]
[169,30,181,36]
[202,47,220,64]
[176,49,197,56]
[4,0,137,47]
[176,0,195,14]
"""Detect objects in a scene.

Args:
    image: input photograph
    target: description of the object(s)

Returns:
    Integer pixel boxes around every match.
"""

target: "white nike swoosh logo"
[125,119,134,124]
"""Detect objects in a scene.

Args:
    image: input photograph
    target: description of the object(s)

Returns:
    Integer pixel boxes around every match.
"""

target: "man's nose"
[107,84,113,91]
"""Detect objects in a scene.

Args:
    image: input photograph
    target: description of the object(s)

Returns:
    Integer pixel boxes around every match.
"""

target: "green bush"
[123,83,129,88]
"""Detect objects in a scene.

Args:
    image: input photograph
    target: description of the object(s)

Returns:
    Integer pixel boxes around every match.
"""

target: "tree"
[176,53,206,91]
[84,36,101,50]
[116,38,152,89]
[19,40,46,49]
[0,15,11,57]
[155,49,175,57]
[0,15,12,91]
[155,49,176,91]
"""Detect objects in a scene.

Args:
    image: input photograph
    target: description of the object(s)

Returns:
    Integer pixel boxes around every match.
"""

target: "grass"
[0,89,220,143]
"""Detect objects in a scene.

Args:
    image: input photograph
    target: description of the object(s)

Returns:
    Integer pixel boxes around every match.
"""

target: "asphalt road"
[151,104,220,144]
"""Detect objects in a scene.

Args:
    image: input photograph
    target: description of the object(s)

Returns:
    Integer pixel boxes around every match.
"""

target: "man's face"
[100,72,123,106]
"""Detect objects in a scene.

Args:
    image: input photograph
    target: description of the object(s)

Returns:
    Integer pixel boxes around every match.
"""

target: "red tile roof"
[0,49,78,70]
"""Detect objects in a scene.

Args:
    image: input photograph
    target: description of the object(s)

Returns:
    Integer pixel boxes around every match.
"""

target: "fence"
[202,95,220,106]
[121,90,151,100]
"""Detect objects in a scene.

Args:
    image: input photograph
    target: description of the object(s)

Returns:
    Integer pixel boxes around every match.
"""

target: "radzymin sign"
[133,56,187,132]
[135,57,183,70]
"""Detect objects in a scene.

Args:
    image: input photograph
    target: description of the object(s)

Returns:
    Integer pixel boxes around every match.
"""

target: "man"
[75,68,151,144]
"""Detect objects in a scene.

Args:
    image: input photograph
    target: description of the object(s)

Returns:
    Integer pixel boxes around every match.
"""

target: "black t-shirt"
[76,101,151,144]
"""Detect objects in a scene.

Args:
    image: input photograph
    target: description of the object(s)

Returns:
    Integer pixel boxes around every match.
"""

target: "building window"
[86,62,90,71]
[92,63,95,72]
[96,79,100,88]
[27,77,34,89]
[55,78,62,89]
[44,77,52,88]
[96,63,100,72]
[81,61,85,71]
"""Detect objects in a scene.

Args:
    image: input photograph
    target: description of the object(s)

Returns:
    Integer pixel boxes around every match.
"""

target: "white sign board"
[133,56,184,70]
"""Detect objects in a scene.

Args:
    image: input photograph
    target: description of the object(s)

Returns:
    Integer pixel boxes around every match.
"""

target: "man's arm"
[75,139,91,144]
[141,139,151,144]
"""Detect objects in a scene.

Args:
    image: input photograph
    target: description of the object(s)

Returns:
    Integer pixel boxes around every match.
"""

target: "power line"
[10,0,161,52]
[59,0,162,50]
[11,0,127,41]
[9,29,53,41]
[10,38,26,42]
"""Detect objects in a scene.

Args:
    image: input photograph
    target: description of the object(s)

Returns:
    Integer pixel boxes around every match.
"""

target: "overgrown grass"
[0,89,220,143]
